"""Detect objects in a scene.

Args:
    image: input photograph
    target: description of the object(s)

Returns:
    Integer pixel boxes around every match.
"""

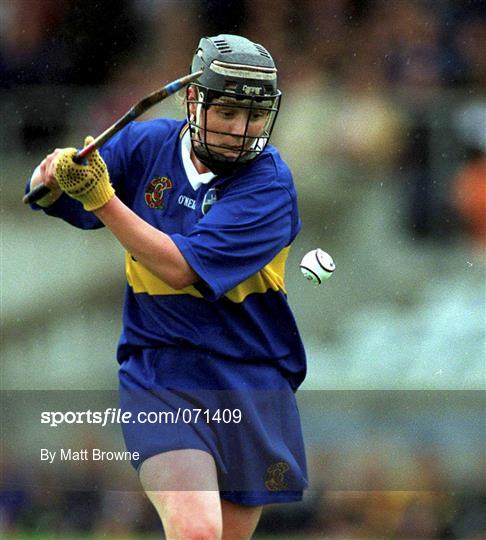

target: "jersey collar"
[181,128,216,191]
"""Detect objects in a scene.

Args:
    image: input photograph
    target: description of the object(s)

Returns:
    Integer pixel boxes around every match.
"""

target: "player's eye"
[217,108,236,119]
[250,111,268,122]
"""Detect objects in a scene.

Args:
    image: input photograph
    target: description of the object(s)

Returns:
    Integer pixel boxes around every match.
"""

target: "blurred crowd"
[1,445,485,538]
[1,1,484,90]
[1,0,484,246]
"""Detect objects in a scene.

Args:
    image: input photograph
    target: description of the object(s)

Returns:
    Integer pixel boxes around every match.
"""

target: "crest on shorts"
[201,188,219,215]
[264,461,289,491]
[145,177,173,209]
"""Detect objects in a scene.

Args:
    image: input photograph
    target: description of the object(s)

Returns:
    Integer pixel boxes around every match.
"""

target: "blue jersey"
[30,119,306,389]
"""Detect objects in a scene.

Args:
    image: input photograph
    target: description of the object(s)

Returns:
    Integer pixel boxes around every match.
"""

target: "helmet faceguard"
[187,35,281,176]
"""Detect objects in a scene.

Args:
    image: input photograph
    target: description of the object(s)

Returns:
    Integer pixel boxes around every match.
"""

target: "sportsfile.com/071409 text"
[41,408,242,427]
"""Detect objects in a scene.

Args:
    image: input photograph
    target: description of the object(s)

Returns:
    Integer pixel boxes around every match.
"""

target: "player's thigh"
[139,449,222,533]
[139,448,219,491]
[221,499,263,540]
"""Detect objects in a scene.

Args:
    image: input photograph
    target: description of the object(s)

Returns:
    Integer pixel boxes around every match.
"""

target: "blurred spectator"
[449,491,486,539]
[397,493,454,538]
[0,1,68,87]
[0,452,30,534]
[59,490,102,533]
[0,489,29,534]
[448,5,486,88]
[451,147,486,250]
[398,110,439,239]
[201,0,247,36]
[0,0,142,84]
[381,1,446,91]
[314,490,453,538]
[0,0,142,151]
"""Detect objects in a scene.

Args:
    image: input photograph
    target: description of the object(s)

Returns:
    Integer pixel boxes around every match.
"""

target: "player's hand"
[53,136,115,211]
[30,148,64,207]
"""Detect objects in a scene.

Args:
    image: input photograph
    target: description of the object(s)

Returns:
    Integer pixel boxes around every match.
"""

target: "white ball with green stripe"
[300,249,335,285]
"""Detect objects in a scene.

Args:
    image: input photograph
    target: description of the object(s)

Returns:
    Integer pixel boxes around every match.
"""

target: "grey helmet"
[187,34,281,175]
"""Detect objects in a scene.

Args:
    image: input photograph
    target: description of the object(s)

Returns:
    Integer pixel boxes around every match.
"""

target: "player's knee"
[172,514,222,540]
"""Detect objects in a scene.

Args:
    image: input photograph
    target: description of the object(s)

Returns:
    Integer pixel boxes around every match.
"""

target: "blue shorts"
[118,346,308,506]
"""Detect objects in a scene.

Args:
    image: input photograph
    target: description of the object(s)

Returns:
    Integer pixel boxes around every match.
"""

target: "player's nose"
[227,115,248,138]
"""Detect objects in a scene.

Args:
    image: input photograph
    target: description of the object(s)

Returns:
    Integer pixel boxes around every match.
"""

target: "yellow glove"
[53,136,115,211]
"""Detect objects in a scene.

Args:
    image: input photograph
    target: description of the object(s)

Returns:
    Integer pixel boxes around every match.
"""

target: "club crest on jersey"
[145,177,172,209]
[264,461,289,492]
[202,188,219,215]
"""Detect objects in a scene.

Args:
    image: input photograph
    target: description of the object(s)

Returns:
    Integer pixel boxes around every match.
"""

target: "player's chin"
[211,145,248,159]
[220,150,243,158]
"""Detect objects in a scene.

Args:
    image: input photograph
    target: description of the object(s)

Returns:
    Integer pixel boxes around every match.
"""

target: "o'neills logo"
[264,461,289,491]
[145,177,172,209]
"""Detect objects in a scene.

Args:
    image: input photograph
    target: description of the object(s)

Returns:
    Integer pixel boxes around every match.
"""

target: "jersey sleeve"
[99,121,143,206]
[171,176,295,301]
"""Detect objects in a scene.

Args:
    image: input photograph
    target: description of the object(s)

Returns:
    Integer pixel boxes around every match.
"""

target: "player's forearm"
[94,197,198,289]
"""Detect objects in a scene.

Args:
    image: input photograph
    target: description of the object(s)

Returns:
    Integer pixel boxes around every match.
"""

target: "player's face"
[203,98,270,158]
[188,90,270,159]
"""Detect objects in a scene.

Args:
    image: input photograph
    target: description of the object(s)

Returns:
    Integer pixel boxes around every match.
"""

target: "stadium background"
[1,0,484,538]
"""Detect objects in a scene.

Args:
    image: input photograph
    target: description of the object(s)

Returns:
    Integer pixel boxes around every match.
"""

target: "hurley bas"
[41,448,139,463]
